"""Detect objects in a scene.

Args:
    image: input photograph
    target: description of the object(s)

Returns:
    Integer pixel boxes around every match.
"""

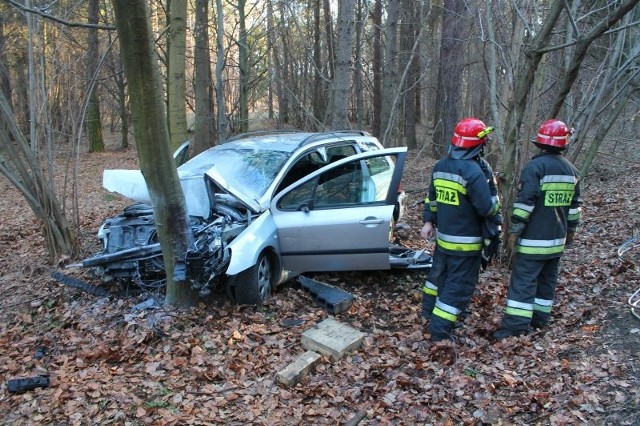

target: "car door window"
[276,145,358,194]
[277,153,397,211]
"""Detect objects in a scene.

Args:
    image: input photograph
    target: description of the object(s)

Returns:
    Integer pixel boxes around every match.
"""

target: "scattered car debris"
[298,275,356,315]
[51,271,109,297]
[7,375,50,393]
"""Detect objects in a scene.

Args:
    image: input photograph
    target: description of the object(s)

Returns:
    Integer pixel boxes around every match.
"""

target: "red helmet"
[451,118,493,149]
[536,119,573,148]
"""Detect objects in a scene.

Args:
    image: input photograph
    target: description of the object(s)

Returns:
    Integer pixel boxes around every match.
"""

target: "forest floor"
[0,138,639,425]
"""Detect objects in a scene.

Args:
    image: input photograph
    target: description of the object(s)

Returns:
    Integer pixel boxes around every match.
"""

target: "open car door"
[271,147,407,273]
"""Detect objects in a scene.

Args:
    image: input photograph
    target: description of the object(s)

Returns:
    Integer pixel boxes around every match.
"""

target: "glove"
[565,231,575,248]
[481,235,501,270]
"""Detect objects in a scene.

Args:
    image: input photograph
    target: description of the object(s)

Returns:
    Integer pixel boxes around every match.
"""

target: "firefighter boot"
[531,312,551,329]
[429,315,456,342]
[492,327,529,340]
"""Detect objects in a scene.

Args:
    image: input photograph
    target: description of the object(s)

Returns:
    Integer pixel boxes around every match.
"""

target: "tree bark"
[0,5,13,109]
[167,0,188,150]
[112,0,196,307]
[400,0,417,149]
[353,0,364,129]
[312,0,324,126]
[431,0,467,158]
[371,0,382,137]
[193,0,214,155]
[237,0,249,133]
[380,0,399,147]
[86,0,104,153]
[331,0,354,130]
[216,0,227,142]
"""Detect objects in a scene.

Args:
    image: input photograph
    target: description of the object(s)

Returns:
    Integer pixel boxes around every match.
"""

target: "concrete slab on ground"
[276,350,322,387]
[301,317,366,362]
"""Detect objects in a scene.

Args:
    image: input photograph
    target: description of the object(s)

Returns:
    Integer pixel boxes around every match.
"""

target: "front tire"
[228,251,274,304]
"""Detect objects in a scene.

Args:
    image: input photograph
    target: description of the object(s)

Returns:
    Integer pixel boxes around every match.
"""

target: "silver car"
[82,131,431,304]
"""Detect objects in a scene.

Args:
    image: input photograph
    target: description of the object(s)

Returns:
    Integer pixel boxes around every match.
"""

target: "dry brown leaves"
[0,143,638,425]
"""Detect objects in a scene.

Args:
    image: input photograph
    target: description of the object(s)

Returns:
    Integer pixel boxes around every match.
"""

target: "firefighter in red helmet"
[493,119,582,340]
[421,117,501,342]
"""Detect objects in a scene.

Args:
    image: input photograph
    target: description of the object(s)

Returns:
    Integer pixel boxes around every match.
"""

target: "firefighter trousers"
[428,254,481,341]
[500,256,560,331]
[421,246,446,318]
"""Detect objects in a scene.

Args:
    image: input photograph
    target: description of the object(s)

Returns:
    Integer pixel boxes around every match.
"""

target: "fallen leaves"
[1,149,639,424]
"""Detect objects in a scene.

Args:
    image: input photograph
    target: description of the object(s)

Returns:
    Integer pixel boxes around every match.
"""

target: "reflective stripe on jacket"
[423,156,499,256]
[511,151,582,259]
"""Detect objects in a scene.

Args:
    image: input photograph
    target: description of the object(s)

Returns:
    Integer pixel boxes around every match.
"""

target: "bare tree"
[86,0,104,153]
[216,0,227,142]
[371,0,382,137]
[380,0,399,146]
[193,0,214,155]
[431,0,467,158]
[236,0,249,133]
[331,0,354,130]
[312,0,325,126]
[0,90,78,260]
[111,0,196,307]
[167,0,188,150]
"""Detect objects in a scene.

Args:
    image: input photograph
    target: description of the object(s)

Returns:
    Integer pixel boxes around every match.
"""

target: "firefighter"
[421,117,501,341]
[493,119,582,340]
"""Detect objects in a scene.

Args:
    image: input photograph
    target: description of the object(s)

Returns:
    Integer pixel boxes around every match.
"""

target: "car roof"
[224,130,377,153]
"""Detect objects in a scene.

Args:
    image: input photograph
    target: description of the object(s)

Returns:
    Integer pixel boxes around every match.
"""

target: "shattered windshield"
[180,145,291,201]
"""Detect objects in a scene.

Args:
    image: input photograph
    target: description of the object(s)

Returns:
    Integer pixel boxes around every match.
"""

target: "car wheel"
[228,251,274,305]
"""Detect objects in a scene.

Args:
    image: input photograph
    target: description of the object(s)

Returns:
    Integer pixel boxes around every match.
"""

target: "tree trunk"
[112,0,196,307]
[193,0,214,155]
[237,0,249,133]
[0,6,13,108]
[331,0,354,130]
[312,0,324,127]
[353,0,364,129]
[380,0,399,147]
[216,0,227,142]
[371,0,382,137]
[167,0,188,150]
[277,6,290,124]
[86,0,104,153]
[323,0,335,80]
[400,0,417,149]
[483,0,502,167]
[431,0,467,158]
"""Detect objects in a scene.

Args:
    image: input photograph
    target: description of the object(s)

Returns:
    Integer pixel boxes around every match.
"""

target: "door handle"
[359,217,384,225]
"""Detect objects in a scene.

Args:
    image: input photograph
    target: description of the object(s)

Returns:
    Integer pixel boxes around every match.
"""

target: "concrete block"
[301,317,366,362]
[276,350,322,387]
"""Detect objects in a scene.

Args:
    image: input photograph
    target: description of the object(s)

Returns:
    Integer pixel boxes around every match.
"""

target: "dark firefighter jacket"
[423,156,500,256]
[511,151,582,259]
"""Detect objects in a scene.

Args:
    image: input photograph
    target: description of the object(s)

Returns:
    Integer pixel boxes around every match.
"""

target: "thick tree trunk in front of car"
[112,0,197,307]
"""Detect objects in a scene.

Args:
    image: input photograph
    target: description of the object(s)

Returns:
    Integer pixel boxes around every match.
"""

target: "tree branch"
[3,0,116,30]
